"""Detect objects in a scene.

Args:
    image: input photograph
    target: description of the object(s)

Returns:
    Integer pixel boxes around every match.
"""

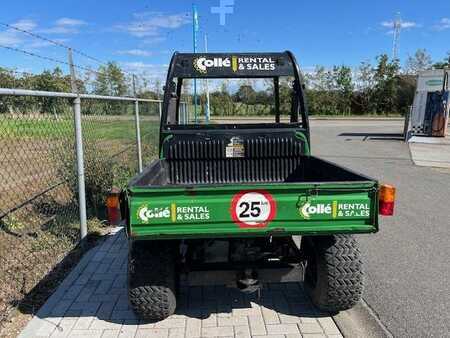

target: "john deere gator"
[120,52,395,320]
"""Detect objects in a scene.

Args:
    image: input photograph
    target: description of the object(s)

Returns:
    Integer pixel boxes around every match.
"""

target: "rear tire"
[128,241,177,320]
[302,234,363,313]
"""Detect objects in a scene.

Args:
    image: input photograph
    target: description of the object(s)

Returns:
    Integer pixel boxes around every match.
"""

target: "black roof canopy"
[170,51,297,78]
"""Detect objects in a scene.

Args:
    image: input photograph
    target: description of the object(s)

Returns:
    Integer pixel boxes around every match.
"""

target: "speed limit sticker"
[230,191,277,228]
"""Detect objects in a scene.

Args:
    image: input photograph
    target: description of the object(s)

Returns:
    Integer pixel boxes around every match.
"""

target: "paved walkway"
[19,228,342,338]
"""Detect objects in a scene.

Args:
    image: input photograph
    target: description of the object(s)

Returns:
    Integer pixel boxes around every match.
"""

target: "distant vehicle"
[120,51,396,320]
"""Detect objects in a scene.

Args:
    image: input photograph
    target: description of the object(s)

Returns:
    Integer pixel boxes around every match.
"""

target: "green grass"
[1,115,160,141]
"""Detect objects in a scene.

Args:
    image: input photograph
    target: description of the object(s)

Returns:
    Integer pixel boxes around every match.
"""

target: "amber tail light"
[379,184,396,216]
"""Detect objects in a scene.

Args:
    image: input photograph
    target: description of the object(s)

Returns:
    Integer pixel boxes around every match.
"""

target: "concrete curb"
[309,117,404,121]
[332,299,393,338]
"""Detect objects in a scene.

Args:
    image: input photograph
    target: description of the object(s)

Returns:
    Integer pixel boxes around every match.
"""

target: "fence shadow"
[14,231,104,317]
[338,132,404,141]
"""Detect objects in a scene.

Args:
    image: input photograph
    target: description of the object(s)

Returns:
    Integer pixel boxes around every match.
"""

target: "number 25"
[239,201,261,218]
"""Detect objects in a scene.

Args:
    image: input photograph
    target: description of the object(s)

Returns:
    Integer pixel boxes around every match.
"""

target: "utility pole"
[392,12,401,61]
[192,4,199,123]
[204,34,211,123]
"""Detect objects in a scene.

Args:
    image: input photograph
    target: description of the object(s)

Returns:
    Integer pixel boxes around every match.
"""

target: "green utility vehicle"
[121,52,395,320]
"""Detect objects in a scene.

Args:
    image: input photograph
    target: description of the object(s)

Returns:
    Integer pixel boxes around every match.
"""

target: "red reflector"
[379,201,394,216]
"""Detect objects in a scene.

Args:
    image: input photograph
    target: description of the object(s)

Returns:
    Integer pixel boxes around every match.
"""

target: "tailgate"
[128,182,378,239]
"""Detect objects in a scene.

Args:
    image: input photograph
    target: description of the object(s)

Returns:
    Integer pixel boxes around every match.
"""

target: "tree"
[305,66,339,115]
[354,61,375,114]
[153,79,162,99]
[372,54,400,115]
[234,84,256,104]
[332,66,354,115]
[433,51,450,69]
[405,49,433,74]
[93,62,128,115]
[93,62,127,97]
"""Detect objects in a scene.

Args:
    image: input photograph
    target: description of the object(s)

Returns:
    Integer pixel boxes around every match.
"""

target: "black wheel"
[128,240,177,320]
[302,234,363,313]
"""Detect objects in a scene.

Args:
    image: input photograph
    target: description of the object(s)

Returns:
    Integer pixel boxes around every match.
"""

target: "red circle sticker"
[230,190,277,228]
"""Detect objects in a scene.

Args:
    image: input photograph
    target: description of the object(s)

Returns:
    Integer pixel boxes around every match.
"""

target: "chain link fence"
[0,89,161,330]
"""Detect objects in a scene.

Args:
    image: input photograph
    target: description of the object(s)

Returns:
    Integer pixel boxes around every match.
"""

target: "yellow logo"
[232,56,238,72]
[332,201,338,218]
[171,203,177,222]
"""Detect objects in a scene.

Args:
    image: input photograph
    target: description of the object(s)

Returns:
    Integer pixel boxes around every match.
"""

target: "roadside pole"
[133,75,143,173]
[204,34,211,123]
[68,48,88,242]
[192,4,199,123]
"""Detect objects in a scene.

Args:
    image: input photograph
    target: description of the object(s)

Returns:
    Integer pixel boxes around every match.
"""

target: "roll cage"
[159,51,310,145]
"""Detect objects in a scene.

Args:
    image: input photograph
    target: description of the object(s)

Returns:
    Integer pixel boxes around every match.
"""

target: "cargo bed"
[130,156,373,186]
[125,156,379,239]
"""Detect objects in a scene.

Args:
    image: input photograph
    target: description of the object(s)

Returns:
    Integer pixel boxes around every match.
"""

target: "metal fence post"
[68,48,88,241]
[133,75,143,173]
[73,97,88,240]
[158,101,162,119]
[135,100,143,173]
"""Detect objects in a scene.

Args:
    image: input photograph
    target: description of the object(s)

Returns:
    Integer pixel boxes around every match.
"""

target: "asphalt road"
[310,120,450,337]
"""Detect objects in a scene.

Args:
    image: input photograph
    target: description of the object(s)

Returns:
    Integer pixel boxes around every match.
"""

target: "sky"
[0,0,449,84]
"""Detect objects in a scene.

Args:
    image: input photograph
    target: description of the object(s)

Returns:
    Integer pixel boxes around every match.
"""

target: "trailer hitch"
[236,268,262,297]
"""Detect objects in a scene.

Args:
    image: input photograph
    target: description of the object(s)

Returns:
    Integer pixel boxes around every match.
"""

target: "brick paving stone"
[232,303,261,317]
[33,320,57,337]
[298,321,324,334]
[72,316,96,330]
[266,323,300,335]
[64,309,83,318]
[73,271,94,286]
[217,315,248,327]
[279,313,301,324]
[117,325,138,338]
[62,285,84,300]
[83,262,102,275]
[18,227,343,338]
[317,316,340,335]
[248,314,267,336]
[89,294,119,303]
[50,300,73,317]
[201,326,234,337]
[201,313,217,327]
[110,310,137,320]
[50,318,77,338]
[153,318,186,328]
[74,286,97,303]
[135,328,169,338]
[168,327,185,338]
[261,306,280,324]
[90,319,123,330]
[185,317,201,337]
[100,330,120,338]
[69,329,103,338]
[300,316,319,324]
[70,301,101,312]
[94,280,114,295]
[108,287,127,295]
[235,325,251,338]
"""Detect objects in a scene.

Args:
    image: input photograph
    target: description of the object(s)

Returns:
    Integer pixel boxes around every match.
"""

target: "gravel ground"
[310,120,450,337]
